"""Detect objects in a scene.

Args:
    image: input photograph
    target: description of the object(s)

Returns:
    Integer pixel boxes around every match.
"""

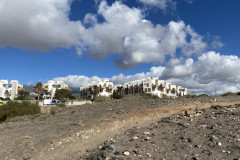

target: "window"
[147,83,149,87]
[148,88,151,92]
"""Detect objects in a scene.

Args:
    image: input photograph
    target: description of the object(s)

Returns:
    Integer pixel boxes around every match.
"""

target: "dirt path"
[34,101,240,160]
[1,95,240,160]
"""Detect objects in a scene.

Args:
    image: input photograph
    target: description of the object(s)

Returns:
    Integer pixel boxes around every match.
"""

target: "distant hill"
[23,84,34,92]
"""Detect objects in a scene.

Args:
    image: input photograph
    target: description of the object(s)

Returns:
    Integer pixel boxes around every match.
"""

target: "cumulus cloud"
[0,0,207,69]
[53,52,240,95]
[0,0,83,51]
[161,51,240,95]
[53,75,101,88]
[81,1,207,69]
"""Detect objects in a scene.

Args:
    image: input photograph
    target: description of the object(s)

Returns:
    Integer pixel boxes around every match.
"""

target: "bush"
[198,94,208,97]
[222,92,235,96]
[184,94,197,98]
[113,92,122,99]
[140,93,160,99]
[0,101,41,122]
[69,95,76,100]
[236,92,240,95]
[0,97,10,101]
[94,96,109,102]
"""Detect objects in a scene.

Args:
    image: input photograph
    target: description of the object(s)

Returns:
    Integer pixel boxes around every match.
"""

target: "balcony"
[17,88,26,91]
[138,85,143,88]
[152,84,160,87]
[160,84,166,88]
[107,85,113,89]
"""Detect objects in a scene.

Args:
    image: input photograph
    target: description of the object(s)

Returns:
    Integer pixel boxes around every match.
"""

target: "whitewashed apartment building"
[42,81,69,99]
[115,77,189,98]
[80,79,113,99]
[80,77,188,99]
[0,80,24,100]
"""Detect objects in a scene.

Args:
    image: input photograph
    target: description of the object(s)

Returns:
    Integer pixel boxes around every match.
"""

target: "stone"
[123,151,130,156]
[144,132,150,135]
[184,110,194,117]
[132,136,138,140]
[146,153,152,157]
[144,137,150,141]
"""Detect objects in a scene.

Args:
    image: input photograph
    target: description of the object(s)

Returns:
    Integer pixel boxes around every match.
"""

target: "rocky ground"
[84,104,240,160]
[0,94,239,160]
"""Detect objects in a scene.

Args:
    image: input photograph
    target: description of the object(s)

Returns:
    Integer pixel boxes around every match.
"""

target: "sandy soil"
[0,95,239,160]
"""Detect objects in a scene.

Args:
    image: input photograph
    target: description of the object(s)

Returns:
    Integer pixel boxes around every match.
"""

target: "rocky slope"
[84,104,240,160]
[0,94,239,159]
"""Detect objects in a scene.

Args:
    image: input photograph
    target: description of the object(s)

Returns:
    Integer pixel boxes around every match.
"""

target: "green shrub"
[69,95,76,100]
[140,93,160,99]
[0,97,10,101]
[236,92,240,95]
[94,96,109,102]
[222,92,235,96]
[184,94,197,98]
[198,94,208,97]
[0,101,41,122]
[113,92,122,99]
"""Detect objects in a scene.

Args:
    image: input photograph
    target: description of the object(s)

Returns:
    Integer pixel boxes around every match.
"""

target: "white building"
[113,77,189,98]
[42,81,69,99]
[80,77,188,99]
[80,79,113,99]
[0,80,24,100]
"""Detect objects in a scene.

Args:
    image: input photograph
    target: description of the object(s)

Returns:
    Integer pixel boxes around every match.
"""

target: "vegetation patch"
[221,92,236,96]
[0,101,41,122]
[94,96,110,102]
[140,93,160,99]
[113,92,122,99]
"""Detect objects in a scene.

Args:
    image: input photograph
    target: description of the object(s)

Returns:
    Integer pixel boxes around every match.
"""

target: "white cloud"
[0,0,206,69]
[83,13,98,25]
[210,36,224,49]
[54,51,240,95]
[138,0,176,11]
[53,75,101,88]
[0,0,85,51]
[161,51,240,95]
[80,1,207,69]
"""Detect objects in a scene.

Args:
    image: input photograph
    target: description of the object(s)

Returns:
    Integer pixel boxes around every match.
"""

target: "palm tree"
[34,82,43,103]
[92,85,100,100]
[117,86,124,92]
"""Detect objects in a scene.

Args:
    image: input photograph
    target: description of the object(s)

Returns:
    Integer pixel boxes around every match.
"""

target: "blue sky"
[0,0,240,94]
